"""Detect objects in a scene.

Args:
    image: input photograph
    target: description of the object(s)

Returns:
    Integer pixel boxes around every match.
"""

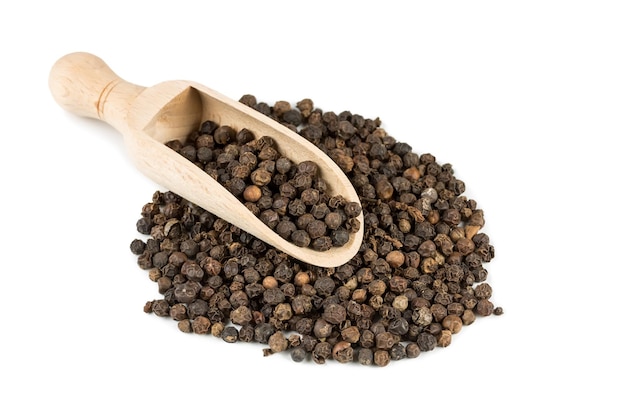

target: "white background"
[1,1,624,415]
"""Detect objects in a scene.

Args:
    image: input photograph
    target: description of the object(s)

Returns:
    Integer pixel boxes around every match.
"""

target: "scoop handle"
[49,52,145,133]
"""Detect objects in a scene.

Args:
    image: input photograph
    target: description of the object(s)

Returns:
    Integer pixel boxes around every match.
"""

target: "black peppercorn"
[132,94,499,366]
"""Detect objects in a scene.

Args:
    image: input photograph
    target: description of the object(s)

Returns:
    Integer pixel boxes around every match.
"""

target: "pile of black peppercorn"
[130,95,501,366]
[163,121,361,251]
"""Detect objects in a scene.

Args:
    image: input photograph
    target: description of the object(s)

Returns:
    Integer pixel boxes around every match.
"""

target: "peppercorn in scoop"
[163,118,361,251]
[131,95,501,366]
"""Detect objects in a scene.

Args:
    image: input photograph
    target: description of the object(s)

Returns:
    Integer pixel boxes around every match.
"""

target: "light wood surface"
[49,52,363,267]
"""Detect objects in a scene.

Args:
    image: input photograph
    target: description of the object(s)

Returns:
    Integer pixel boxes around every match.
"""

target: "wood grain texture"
[49,52,363,267]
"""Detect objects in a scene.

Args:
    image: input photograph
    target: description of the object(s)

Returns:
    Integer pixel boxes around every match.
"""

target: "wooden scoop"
[49,52,363,268]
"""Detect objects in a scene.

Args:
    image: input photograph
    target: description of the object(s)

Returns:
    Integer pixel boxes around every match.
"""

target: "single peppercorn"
[291,230,311,247]
[243,185,263,202]
[220,326,238,343]
[291,347,307,363]
[438,330,453,347]
[417,332,437,352]
[442,315,463,334]
[385,250,405,268]
[268,331,289,353]
[374,350,391,367]
[476,299,495,316]
[313,318,333,339]
[332,341,353,363]
[312,341,332,364]
[406,343,421,359]
[191,316,211,334]
[357,348,374,365]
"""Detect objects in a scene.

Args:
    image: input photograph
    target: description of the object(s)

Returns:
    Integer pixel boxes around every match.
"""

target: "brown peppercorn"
[405,343,421,359]
[243,185,263,202]
[268,331,288,353]
[332,341,354,363]
[341,326,361,344]
[375,178,394,200]
[324,212,343,230]
[421,257,439,274]
[474,282,493,299]
[369,295,384,309]
[376,332,396,350]
[273,303,293,321]
[322,303,347,325]
[449,227,465,243]
[201,257,222,276]
[427,210,440,224]
[294,271,311,286]
[418,240,437,258]
[249,169,271,186]
[392,295,409,311]
[157,276,172,294]
[312,341,332,364]
[447,302,465,316]
[344,201,362,218]
[211,322,225,337]
[221,326,239,343]
[413,306,433,326]
[476,299,495,316]
[213,125,235,144]
[462,309,476,325]
[191,316,211,334]
[442,315,463,334]
[230,305,253,325]
[456,237,475,255]
[437,329,452,347]
[403,166,421,182]
[291,295,312,315]
[368,279,387,296]
[306,220,327,239]
[374,350,391,367]
[301,188,320,206]
[358,348,374,365]
[398,218,412,233]
[464,225,481,240]
[239,325,255,342]
[352,288,368,303]
[169,304,187,321]
[290,230,311,247]
[314,318,333,339]
[180,261,204,281]
[430,303,448,322]
[177,319,192,333]
[262,276,278,289]
[385,250,405,268]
